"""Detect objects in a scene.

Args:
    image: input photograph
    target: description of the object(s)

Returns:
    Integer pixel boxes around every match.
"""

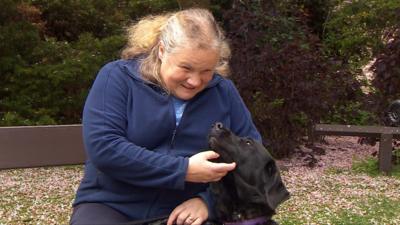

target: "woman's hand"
[185,151,236,183]
[167,198,208,225]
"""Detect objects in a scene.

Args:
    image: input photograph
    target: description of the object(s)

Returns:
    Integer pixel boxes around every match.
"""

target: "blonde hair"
[121,8,231,86]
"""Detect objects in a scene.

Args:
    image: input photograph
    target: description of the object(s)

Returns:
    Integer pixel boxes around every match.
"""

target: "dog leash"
[120,216,223,225]
[223,216,268,225]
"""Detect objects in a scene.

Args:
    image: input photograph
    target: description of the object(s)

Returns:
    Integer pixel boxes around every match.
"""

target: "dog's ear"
[262,138,271,149]
[233,174,266,204]
[262,160,290,210]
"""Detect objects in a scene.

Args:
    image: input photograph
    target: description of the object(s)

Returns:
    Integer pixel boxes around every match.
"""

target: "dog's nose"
[214,122,223,130]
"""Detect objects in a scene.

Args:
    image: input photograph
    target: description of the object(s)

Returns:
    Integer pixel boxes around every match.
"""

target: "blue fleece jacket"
[73,59,261,220]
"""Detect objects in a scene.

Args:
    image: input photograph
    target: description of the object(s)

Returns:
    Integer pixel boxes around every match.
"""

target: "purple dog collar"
[224,216,268,225]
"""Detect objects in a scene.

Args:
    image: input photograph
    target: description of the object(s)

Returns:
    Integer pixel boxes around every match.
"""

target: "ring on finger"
[186,216,197,224]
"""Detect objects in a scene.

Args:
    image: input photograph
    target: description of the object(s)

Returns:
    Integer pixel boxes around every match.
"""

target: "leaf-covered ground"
[0,166,82,224]
[276,136,400,224]
[0,137,399,224]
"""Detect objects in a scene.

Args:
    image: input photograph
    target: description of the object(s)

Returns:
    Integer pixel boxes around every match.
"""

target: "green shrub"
[324,0,400,68]
[322,0,400,126]
[0,0,178,126]
[323,101,377,125]
[1,34,124,125]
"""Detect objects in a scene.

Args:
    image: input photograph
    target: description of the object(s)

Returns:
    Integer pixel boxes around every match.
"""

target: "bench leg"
[378,133,393,174]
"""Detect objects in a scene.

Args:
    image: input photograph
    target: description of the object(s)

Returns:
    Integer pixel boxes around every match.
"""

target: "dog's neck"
[224,216,269,225]
[232,207,269,220]
[214,173,275,223]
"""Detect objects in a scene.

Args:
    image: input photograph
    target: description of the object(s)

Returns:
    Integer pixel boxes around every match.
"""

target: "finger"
[211,176,222,182]
[168,207,183,225]
[216,170,232,179]
[212,171,227,179]
[184,216,195,225]
[211,162,236,173]
[176,213,190,225]
[192,217,203,225]
[201,151,220,160]
[167,212,177,225]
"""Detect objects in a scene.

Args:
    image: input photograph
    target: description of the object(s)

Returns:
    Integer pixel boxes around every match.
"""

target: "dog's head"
[208,123,290,219]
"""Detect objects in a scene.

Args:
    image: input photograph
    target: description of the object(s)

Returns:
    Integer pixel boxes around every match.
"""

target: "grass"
[276,194,400,225]
[1,161,400,224]
[274,159,400,225]
[332,197,400,224]
[352,157,400,178]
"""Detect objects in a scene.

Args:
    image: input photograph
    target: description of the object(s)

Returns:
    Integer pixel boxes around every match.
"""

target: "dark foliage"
[279,0,334,37]
[2,0,396,158]
[29,0,178,42]
[371,28,400,121]
[221,0,362,157]
[0,0,178,125]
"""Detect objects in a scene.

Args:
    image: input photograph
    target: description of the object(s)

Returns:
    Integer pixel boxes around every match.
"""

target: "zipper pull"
[170,129,177,148]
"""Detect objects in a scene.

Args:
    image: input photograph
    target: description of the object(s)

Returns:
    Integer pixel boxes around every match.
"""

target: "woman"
[70,8,261,225]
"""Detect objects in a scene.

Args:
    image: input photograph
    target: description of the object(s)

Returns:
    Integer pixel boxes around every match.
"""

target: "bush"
[323,0,400,68]
[1,33,125,125]
[1,0,398,158]
[322,0,400,126]
[323,101,376,125]
[222,0,362,157]
[0,0,178,126]
[30,0,179,41]
[370,29,400,121]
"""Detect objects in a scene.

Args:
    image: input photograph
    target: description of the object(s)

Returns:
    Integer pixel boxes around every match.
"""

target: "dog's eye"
[245,140,252,145]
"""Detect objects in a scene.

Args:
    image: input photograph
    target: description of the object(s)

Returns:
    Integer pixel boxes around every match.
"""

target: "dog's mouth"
[208,136,218,149]
[208,135,236,164]
[208,123,231,151]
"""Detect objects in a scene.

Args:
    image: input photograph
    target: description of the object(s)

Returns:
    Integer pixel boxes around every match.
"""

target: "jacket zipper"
[170,128,177,149]
[169,100,190,149]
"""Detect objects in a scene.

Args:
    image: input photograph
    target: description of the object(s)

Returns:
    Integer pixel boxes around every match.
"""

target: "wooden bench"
[2,124,399,174]
[0,125,85,170]
[314,124,400,174]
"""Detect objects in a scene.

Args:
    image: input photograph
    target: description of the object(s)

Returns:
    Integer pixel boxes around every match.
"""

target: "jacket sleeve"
[197,188,217,220]
[82,62,188,190]
[227,80,262,142]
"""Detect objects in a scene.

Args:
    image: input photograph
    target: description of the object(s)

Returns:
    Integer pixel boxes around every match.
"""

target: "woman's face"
[159,44,219,100]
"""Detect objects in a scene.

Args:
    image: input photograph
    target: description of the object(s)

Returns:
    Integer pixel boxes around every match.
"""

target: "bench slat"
[314,124,400,138]
[0,125,86,170]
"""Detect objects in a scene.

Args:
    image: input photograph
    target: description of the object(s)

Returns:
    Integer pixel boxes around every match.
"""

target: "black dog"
[208,123,290,225]
[124,123,289,225]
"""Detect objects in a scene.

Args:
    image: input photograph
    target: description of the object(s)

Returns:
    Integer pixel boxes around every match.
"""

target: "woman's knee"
[70,203,131,225]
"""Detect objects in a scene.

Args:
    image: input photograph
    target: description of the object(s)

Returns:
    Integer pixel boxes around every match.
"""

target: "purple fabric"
[224,216,268,225]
